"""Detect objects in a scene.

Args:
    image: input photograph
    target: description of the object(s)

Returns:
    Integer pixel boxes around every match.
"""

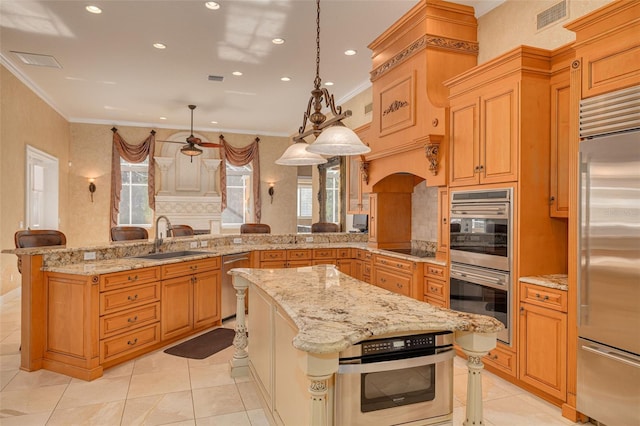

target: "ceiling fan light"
[306,125,371,156]
[276,141,327,166]
[180,144,203,157]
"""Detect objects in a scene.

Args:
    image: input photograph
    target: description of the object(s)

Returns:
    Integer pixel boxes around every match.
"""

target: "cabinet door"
[161,276,193,340]
[480,84,518,184]
[437,187,449,254]
[347,155,361,214]
[550,80,570,218]
[336,259,353,277]
[193,270,220,329]
[449,97,480,187]
[519,302,567,400]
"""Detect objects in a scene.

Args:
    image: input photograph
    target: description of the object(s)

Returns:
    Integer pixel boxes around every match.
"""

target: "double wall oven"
[449,188,512,344]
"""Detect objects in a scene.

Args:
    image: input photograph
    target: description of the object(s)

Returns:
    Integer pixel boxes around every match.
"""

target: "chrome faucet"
[154,215,172,253]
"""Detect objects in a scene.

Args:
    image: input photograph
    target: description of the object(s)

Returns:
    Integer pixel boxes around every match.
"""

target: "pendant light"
[276,0,370,166]
[276,140,327,165]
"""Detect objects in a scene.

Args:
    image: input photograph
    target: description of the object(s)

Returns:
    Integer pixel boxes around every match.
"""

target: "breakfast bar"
[229,265,504,426]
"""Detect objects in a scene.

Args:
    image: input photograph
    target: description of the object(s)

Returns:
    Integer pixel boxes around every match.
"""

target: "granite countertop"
[29,241,443,276]
[230,265,504,354]
[519,274,568,291]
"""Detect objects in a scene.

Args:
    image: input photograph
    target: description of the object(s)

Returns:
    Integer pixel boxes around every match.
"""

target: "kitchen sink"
[131,250,211,260]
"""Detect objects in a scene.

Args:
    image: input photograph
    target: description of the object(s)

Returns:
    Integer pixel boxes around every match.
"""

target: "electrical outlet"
[306,237,313,242]
[190,241,198,249]
[200,240,208,247]
[83,251,96,260]
[233,237,242,244]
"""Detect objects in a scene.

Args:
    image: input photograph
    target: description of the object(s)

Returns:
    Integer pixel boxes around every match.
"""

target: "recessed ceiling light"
[325,81,334,86]
[281,77,291,82]
[211,121,218,124]
[232,71,243,76]
[205,2,220,10]
[344,49,357,56]
[153,43,166,49]
[272,38,285,45]
[159,117,167,120]
[85,5,102,14]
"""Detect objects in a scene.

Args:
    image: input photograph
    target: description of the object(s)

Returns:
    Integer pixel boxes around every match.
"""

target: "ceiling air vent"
[208,75,224,82]
[11,51,62,68]
[537,0,567,30]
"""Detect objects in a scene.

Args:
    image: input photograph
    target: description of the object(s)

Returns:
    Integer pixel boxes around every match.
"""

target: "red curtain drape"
[219,135,261,223]
[110,128,156,228]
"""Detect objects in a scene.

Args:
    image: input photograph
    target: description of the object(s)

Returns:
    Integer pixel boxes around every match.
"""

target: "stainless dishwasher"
[221,252,250,321]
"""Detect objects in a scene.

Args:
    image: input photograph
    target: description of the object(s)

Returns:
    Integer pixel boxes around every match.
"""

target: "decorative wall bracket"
[425,143,440,176]
[360,160,370,185]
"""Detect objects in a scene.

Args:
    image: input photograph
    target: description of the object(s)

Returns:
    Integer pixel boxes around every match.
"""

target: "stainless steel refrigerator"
[577,129,640,426]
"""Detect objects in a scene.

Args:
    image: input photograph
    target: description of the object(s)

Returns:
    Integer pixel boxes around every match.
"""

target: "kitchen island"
[229,265,504,426]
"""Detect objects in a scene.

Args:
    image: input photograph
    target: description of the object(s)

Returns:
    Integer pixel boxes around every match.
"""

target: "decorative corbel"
[425,143,440,176]
[359,160,370,185]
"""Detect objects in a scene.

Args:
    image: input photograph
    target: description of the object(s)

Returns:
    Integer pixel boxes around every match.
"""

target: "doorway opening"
[25,145,59,229]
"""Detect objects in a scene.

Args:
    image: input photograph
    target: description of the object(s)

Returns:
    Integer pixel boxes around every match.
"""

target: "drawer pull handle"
[127,338,138,346]
[128,275,138,281]
[190,265,198,270]
[396,263,402,268]
[380,278,387,283]
[128,294,139,301]
[128,316,138,323]
[396,283,403,288]
[535,293,550,301]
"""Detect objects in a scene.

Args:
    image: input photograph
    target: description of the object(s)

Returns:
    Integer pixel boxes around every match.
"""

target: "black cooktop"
[382,248,433,259]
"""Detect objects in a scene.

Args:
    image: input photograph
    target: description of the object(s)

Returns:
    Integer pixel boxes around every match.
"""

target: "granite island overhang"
[228,264,504,426]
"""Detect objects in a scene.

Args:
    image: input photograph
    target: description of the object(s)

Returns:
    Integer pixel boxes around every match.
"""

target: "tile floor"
[0,289,585,425]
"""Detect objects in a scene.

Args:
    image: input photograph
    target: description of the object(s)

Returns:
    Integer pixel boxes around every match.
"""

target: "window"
[325,167,340,223]
[297,177,312,218]
[118,157,152,226]
[223,163,253,226]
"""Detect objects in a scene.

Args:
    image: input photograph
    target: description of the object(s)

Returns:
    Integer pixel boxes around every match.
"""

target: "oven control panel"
[361,333,447,356]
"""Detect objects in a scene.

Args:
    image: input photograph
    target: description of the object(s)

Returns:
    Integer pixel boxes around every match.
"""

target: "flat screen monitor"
[353,214,368,232]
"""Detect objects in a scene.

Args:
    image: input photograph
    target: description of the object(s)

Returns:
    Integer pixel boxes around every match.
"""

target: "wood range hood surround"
[363,0,478,190]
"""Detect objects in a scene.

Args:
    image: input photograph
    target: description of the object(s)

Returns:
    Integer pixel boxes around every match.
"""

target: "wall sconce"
[268,183,275,204]
[89,179,96,202]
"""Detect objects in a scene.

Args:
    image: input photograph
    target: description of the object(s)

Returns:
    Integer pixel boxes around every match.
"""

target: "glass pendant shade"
[180,144,203,157]
[275,141,327,166]
[306,125,371,155]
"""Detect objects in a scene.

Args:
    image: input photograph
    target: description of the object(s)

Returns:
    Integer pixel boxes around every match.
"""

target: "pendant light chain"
[314,0,321,90]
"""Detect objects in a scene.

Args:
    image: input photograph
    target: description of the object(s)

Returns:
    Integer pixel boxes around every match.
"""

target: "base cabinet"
[518,283,567,401]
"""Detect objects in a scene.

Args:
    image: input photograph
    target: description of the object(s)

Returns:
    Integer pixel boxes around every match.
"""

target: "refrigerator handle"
[581,344,640,369]
[578,155,590,328]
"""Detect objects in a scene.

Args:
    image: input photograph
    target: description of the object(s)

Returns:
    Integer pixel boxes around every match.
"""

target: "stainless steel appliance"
[221,252,250,321]
[577,125,640,425]
[450,263,510,344]
[449,188,512,271]
[335,331,454,426]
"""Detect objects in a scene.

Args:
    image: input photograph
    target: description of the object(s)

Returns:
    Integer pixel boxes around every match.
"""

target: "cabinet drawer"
[260,250,286,261]
[100,302,160,339]
[424,296,447,308]
[100,282,161,315]
[484,345,516,376]
[260,260,287,269]
[520,283,567,312]
[161,258,218,279]
[425,264,446,279]
[287,260,313,268]
[363,263,372,275]
[337,248,351,258]
[355,249,365,260]
[424,278,445,299]
[100,267,160,292]
[313,248,337,259]
[375,255,414,272]
[375,268,411,297]
[100,323,160,363]
[287,249,311,260]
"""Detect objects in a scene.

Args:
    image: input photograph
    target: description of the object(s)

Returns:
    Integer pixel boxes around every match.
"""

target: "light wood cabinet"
[161,259,221,341]
[449,81,518,187]
[437,187,449,255]
[347,124,370,214]
[423,262,448,308]
[373,254,422,300]
[518,283,567,400]
[368,192,412,249]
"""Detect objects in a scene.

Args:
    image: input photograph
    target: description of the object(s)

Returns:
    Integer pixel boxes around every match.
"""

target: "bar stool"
[240,223,271,234]
[311,222,339,233]
[169,225,194,237]
[110,226,148,241]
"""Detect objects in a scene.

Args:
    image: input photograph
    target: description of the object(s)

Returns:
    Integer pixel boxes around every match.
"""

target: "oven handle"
[450,269,508,290]
[337,348,454,374]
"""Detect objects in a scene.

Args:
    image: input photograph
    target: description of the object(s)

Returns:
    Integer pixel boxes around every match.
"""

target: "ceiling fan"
[158,105,221,158]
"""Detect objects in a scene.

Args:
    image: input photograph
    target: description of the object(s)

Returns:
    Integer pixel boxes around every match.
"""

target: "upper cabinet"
[347,123,371,215]
[363,0,478,188]
[445,46,553,189]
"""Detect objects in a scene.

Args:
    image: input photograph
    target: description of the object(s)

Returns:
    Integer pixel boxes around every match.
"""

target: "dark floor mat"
[164,328,235,359]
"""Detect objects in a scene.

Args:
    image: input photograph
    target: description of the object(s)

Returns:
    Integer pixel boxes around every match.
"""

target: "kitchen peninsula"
[229,265,504,426]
